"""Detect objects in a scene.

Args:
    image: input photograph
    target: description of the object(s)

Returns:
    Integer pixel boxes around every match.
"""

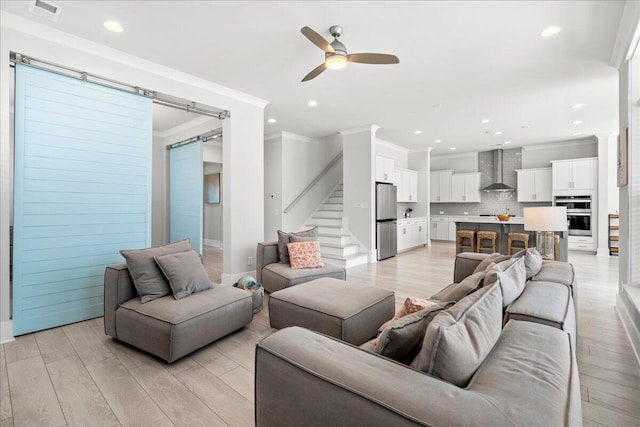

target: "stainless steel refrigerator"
[376,183,398,261]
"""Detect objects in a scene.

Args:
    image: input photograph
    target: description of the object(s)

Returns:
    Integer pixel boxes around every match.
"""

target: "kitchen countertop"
[430,215,525,225]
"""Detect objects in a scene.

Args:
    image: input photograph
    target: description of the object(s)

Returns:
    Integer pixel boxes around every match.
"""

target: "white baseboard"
[369,250,377,263]
[204,239,222,248]
[221,270,256,286]
[0,320,14,344]
[616,294,640,367]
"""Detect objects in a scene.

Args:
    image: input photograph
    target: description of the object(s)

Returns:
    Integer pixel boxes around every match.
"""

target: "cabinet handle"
[384,173,387,180]
[419,226,422,231]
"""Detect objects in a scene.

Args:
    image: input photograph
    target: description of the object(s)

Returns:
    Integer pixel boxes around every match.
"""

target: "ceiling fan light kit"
[300,25,399,82]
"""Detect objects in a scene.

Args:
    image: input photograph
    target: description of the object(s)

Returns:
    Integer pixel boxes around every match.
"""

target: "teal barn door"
[12,64,152,335]
[169,141,203,254]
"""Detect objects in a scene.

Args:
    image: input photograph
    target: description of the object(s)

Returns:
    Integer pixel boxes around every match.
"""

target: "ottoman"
[268,277,395,345]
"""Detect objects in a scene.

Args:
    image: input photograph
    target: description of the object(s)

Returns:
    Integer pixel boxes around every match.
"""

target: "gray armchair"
[256,241,346,293]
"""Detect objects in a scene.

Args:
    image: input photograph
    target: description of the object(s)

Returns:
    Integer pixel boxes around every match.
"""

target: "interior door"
[170,141,204,254]
[12,64,152,335]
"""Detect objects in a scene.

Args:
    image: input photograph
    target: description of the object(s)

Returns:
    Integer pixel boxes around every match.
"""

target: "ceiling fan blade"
[301,27,335,53]
[348,53,400,64]
[302,63,327,82]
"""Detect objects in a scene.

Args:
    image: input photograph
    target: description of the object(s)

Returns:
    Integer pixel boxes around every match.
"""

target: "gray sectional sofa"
[255,251,581,426]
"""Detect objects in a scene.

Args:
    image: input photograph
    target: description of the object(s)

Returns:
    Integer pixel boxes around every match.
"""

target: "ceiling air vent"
[29,0,62,21]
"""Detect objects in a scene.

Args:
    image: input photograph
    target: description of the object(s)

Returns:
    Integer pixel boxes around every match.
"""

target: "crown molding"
[376,138,410,153]
[432,151,479,160]
[264,132,282,142]
[339,124,380,136]
[281,131,312,143]
[521,136,597,152]
[610,1,640,69]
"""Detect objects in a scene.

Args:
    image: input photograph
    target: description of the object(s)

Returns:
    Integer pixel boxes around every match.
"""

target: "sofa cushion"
[261,262,345,293]
[472,253,511,274]
[119,285,249,325]
[120,239,192,303]
[287,241,324,269]
[505,281,575,334]
[411,283,503,387]
[374,301,451,364]
[512,247,543,279]
[154,250,212,300]
[277,227,318,264]
[470,320,578,426]
[430,271,486,303]
[485,257,526,308]
[531,260,575,288]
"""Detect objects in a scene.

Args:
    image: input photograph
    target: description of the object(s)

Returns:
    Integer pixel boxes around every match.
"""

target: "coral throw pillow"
[287,241,325,269]
[395,297,437,319]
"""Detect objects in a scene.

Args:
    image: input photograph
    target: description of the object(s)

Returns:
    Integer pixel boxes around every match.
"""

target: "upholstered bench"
[268,278,395,345]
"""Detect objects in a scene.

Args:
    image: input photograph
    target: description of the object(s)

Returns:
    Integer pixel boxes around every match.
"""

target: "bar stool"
[507,232,529,255]
[456,230,476,254]
[477,231,498,254]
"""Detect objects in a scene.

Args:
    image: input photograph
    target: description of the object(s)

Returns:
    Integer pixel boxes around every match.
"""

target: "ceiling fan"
[300,25,400,82]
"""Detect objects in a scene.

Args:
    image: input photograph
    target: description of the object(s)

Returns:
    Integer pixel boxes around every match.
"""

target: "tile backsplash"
[431,148,551,216]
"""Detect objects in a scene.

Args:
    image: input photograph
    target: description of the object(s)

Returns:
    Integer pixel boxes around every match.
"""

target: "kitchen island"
[453,216,568,261]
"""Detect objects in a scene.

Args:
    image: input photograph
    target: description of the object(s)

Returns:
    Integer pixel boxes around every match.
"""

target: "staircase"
[306,183,369,269]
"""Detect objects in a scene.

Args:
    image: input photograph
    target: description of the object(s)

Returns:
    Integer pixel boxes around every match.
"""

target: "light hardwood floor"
[1,243,638,427]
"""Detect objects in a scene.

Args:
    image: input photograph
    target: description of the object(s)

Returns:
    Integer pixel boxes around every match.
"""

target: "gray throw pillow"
[411,283,503,387]
[430,271,487,303]
[374,301,451,364]
[473,252,511,274]
[484,257,527,308]
[120,239,192,303]
[512,247,543,279]
[154,250,213,300]
[277,227,318,264]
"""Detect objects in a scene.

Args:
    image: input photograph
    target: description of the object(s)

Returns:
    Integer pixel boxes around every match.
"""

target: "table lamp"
[524,207,568,260]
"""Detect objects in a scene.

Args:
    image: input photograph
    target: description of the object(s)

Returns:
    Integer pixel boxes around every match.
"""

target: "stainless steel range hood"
[481,149,515,192]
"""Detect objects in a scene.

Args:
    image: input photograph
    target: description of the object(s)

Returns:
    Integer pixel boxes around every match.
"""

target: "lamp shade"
[524,207,568,231]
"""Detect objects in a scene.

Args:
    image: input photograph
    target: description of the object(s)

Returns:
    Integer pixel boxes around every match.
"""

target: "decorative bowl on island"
[497,214,511,221]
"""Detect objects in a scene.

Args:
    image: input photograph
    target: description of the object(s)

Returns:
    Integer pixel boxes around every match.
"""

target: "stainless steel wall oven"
[554,195,592,236]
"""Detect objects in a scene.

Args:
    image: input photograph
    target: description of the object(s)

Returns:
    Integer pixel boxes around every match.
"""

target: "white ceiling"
[1,1,625,153]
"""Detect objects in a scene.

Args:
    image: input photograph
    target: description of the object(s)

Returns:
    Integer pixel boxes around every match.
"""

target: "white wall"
[264,133,283,241]
[431,152,478,172]
[376,138,409,169]
[0,13,267,340]
[521,138,598,168]
[151,135,167,246]
[408,150,432,220]
[203,162,223,247]
[263,131,343,240]
[341,126,376,261]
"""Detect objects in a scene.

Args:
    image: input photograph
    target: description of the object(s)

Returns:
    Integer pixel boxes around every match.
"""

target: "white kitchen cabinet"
[430,217,451,241]
[398,218,427,252]
[396,168,419,202]
[568,235,595,252]
[516,168,552,202]
[551,158,597,191]
[375,156,395,183]
[451,173,481,203]
[430,170,453,203]
[448,221,457,242]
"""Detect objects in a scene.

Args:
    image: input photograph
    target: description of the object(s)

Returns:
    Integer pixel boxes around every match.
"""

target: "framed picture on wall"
[617,127,628,187]
[204,173,220,203]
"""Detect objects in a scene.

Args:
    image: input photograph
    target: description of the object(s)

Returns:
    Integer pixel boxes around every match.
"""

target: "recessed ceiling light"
[494,131,503,135]
[573,120,583,125]
[573,132,582,136]
[307,100,318,107]
[103,20,124,33]
[450,147,456,151]
[267,118,277,124]
[432,104,441,108]
[504,140,512,144]
[414,130,423,135]
[540,26,562,37]
[481,119,490,124]
[434,139,441,143]
[571,103,585,109]
[521,125,530,129]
